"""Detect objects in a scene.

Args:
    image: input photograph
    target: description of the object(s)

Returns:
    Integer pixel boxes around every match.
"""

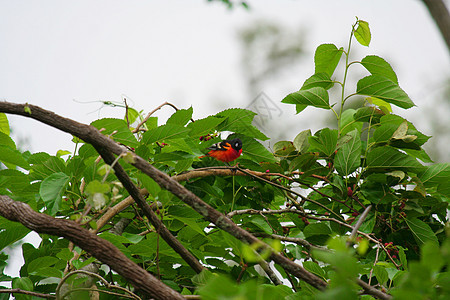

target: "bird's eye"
[235,143,239,147]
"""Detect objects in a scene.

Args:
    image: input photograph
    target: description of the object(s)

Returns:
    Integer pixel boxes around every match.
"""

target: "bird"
[201,138,242,163]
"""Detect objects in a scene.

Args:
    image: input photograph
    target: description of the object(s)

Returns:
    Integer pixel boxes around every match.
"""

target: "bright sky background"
[1,0,449,278]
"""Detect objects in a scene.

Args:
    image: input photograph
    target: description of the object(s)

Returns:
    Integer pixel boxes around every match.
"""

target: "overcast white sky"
[1,0,450,278]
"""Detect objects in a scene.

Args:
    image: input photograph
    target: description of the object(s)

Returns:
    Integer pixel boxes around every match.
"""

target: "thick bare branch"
[0,195,183,300]
[422,0,450,52]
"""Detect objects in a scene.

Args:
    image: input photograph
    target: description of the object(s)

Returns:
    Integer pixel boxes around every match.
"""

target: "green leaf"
[301,73,334,90]
[354,20,371,46]
[12,277,33,296]
[240,137,275,163]
[373,265,389,285]
[0,131,16,149]
[273,141,296,157]
[0,219,30,251]
[418,163,450,186]
[367,96,393,113]
[0,169,31,196]
[353,106,385,124]
[335,130,362,176]
[282,87,330,110]
[27,256,59,275]
[187,116,223,137]
[215,108,268,141]
[85,180,111,195]
[0,113,10,135]
[404,218,439,247]
[340,109,363,136]
[314,44,343,77]
[302,261,326,279]
[421,241,444,273]
[303,223,332,238]
[29,154,66,180]
[39,172,70,216]
[366,146,423,173]
[356,75,415,109]
[361,55,398,84]
[142,124,191,144]
[0,145,30,170]
[293,129,311,153]
[309,128,338,157]
[91,118,138,147]
[167,107,193,126]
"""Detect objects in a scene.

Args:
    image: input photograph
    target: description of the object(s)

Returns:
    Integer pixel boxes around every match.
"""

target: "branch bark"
[422,0,450,52]
[0,195,183,300]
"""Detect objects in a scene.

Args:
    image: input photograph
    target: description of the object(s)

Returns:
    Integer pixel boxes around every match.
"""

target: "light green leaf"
[85,180,111,195]
[367,96,392,112]
[361,55,398,84]
[354,20,371,46]
[335,129,362,176]
[282,87,330,110]
[293,129,311,153]
[357,75,415,109]
[0,113,10,135]
[405,218,438,247]
[314,44,343,77]
[40,172,70,216]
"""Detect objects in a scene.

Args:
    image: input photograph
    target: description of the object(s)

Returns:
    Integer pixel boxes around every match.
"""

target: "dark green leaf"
[0,219,30,251]
[301,73,334,90]
[142,124,191,144]
[303,223,332,238]
[353,106,384,124]
[340,109,363,135]
[366,146,423,173]
[0,131,16,149]
[373,265,388,285]
[309,128,338,157]
[215,108,268,141]
[314,44,343,76]
[404,218,438,247]
[418,163,450,186]
[335,130,362,176]
[282,87,330,110]
[187,116,223,137]
[360,55,398,83]
[356,75,415,109]
[167,107,193,126]
[91,118,138,147]
[0,145,29,170]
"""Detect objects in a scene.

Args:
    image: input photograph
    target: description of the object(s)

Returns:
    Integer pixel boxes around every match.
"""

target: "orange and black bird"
[203,138,242,163]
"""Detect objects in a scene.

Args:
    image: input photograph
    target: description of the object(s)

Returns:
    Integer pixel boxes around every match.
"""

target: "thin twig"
[347,205,372,247]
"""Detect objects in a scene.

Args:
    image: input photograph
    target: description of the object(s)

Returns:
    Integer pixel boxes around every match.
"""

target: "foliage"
[0,18,449,299]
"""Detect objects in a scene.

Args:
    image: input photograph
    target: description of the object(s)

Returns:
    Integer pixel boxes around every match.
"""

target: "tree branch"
[0,195,183,300]
[422,0,450,52]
